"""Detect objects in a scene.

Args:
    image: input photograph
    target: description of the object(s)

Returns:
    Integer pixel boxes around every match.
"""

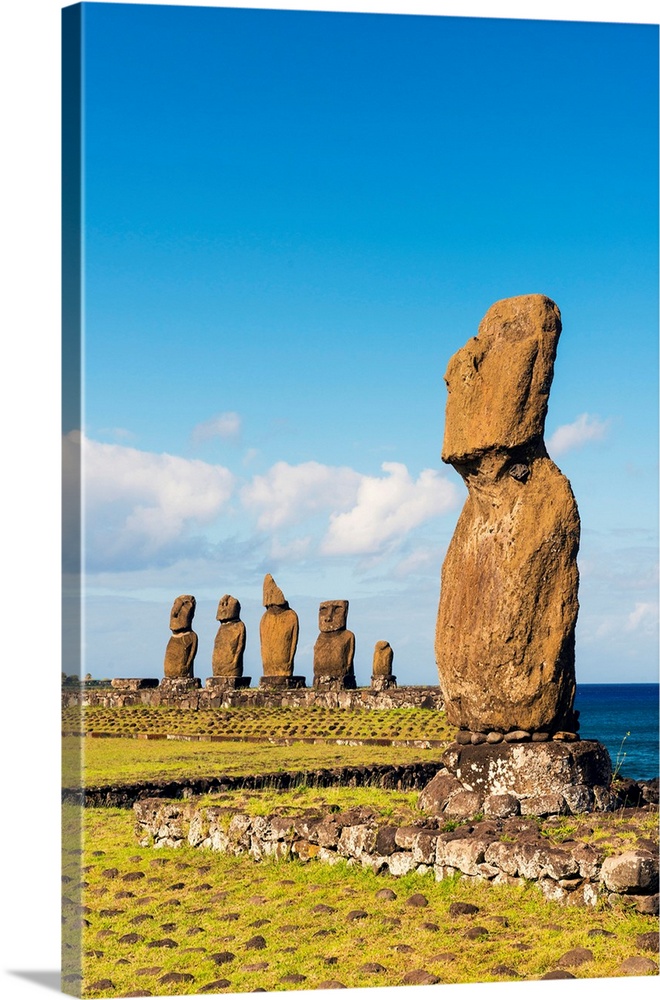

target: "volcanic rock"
[259,575,299,678]
[435,294,580,734]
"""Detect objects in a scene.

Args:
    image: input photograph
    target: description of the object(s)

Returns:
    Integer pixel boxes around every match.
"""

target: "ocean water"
[575,683,659,782]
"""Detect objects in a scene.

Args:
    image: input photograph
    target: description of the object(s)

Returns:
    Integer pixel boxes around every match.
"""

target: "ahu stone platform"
[61,683,444,712]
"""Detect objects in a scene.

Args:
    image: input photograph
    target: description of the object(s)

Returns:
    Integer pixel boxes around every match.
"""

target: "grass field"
[63,805,658,997]
[63,736,445,788]
[62,702,658,995]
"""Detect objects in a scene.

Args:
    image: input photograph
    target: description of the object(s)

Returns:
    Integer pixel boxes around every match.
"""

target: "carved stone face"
[318,600,348,633]
[216,594,240,622]
[169,594,196,631]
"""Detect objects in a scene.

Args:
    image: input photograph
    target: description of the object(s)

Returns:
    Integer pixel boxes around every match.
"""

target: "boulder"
[600,851,659,894]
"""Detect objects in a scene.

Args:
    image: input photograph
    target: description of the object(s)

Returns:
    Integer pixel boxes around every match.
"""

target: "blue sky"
[66,1,658,685]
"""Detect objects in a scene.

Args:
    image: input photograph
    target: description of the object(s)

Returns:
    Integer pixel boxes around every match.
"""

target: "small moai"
[163,594,199,687]
[371,640,396,691]
[313,600,357,691]
[259,574,305,688]
[207,594,250,690]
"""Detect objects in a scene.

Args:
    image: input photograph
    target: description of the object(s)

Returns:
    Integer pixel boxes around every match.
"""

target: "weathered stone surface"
[417,770,463,813]
[436,295,580,734]
[313,601,356,690]
[444,790,483,819]
[483,793,520,819]
[372,641,394,677]
[259,575,299,679]
[164,595,198,679]
[448,740,611,801]
[617,956,658,976]
[600,851,659,894]
[111,678,159,690]
[212,596,246,679]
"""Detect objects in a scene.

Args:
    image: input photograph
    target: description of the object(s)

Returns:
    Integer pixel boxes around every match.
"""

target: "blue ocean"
[575,683,659,782]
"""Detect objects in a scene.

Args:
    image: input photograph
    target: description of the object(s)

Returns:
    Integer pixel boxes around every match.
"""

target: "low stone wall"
[134,799,660,914]
[63,760,444,808]
[61,683,444,712]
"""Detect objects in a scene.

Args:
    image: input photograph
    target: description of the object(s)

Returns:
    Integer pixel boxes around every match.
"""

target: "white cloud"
[321,462,459,556]
[625,601,659,634]
[241,460,362,531]
[547,413,609,456]
[73,432,235,569]
[191,411,241,446]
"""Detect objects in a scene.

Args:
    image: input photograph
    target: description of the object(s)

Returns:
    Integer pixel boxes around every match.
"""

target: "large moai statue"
[313,600,357,690]
[164,594,198,680]
[435,294,580,736]
[371,640,397,691]
[209,594,250,689]
[259,574,304,688]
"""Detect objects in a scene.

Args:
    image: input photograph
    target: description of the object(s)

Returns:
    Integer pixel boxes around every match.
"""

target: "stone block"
[205,676,251,690]
[600,852,659,894]
[259,675,306,689]
[111,678,159,690]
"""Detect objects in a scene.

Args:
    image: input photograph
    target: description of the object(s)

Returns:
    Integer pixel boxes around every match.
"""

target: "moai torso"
[164,594,198,679]
[372,640,394,678]
[435,295,580,735]
[259,574,299,677]
[313,600,356,688]
[212,595,246,678]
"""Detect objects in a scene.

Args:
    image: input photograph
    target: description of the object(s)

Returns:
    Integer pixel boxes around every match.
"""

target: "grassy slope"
[64,806,657,997]
[64,737,445,787]
[62,705,456,741]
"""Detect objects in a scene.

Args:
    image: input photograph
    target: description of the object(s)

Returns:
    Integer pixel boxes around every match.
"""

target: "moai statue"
[435,295,580,736]
[313,600,357,690]
[212,595,246,679]
[371,640,396,690]
[259,574,302,687]
[163,594,198,679]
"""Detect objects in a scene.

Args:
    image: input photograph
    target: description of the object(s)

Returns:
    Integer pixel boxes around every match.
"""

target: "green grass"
[62,705,456,743]
[63,736,445,788]
[63,805,658,997]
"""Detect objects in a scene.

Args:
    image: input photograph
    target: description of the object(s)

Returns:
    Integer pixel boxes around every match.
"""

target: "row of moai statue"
[163,574,396,691]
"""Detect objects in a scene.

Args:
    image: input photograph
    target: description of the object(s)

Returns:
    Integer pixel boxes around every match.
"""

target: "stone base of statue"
[159,677,202,693]
[259,675,307,689]
[205,676,251,690]
[371,675,397,691]
[111,678,159,690]
[313,674,357,692]
[419,738,616,819]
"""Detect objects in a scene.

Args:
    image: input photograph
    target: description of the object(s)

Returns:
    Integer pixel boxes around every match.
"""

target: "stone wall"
[63,761,444,809]
[134,799,659,914]
[61,683,444,712]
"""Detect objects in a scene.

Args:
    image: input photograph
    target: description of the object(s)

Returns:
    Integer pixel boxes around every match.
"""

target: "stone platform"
[62,683,444,712]
[259,675,306,690]
[205,676,252,690]
[419,739,615,817]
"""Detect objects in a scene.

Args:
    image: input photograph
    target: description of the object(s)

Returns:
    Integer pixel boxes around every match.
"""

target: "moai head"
[263,573,289,611]
[318,600,349,633]
[216,594,241,622]
[169,594,196,632]
[442,294,562,466]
